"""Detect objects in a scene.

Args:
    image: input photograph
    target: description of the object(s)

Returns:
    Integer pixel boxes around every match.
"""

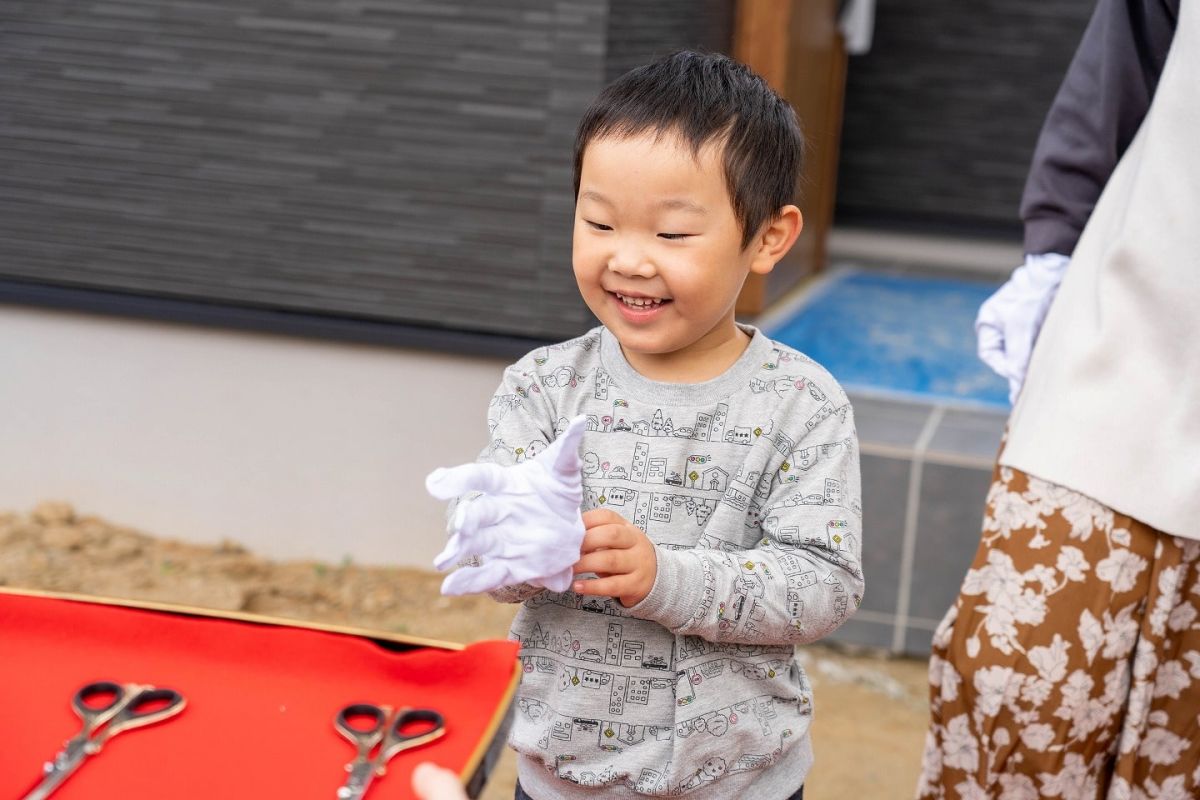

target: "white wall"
[0,304,508,567]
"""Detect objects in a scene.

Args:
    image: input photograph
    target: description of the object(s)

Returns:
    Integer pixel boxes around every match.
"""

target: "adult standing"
[918,0,1198,797]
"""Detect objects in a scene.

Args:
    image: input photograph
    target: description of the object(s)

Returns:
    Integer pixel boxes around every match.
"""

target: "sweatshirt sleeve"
[628,397,864,647]
[1020,0,1178,255]
[447,357,558,604]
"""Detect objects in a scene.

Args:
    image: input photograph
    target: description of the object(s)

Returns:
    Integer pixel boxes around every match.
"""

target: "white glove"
[425,415,587,596]
[975,253,1070,403]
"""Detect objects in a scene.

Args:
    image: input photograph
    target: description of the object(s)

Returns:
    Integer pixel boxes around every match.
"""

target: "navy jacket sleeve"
[1021,0,1178,255]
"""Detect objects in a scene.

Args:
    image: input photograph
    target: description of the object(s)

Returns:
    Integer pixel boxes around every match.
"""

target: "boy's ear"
[748,205,803,276]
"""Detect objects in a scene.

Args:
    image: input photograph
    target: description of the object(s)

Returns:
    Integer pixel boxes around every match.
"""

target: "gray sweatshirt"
[468,325,863,799]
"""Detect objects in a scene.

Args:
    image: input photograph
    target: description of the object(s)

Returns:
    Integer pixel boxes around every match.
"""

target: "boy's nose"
[607,243,655,278]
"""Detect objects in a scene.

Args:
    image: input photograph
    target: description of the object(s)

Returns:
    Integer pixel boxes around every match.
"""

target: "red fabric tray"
[0,589,518,799]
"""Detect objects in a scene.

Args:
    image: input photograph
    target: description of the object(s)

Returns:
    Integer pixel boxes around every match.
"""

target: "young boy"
[468,51,863,799]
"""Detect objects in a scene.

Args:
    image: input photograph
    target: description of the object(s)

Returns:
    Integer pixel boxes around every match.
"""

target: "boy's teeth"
[618,294,664,308]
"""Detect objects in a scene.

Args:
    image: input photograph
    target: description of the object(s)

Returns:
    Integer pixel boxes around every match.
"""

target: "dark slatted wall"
[0,1,612,342]
[604,1,735,81]
[835,0,1095,233]
[5,1,1090,338]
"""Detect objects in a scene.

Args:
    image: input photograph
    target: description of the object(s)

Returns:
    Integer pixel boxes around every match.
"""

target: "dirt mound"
[0,501,516,643]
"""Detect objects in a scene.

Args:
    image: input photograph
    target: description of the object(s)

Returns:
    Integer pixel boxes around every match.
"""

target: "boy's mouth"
[614,292,671,309]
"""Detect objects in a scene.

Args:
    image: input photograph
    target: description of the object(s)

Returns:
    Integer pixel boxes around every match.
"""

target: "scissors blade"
[335,761,377,800]
[19,739,90,800]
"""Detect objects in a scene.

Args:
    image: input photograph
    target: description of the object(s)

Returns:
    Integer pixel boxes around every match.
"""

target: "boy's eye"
[658,233,693,240]
[585,220,612,231]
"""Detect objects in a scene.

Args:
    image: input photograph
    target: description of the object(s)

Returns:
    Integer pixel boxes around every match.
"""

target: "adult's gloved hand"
[975,253,1070,404]
[425,415,587,596]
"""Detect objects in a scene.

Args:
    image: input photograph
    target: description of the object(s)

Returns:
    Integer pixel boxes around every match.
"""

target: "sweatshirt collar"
[599,323,772,406]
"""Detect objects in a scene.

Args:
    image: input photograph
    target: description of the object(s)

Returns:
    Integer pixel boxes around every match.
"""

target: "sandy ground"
[0,502,930,799]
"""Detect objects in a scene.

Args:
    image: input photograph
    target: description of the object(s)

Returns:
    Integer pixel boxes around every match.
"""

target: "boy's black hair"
[573,50,804,249]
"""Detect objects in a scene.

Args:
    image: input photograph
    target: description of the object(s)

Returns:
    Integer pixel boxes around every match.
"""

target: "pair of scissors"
[22,681,186,800]
[334,703,446,799]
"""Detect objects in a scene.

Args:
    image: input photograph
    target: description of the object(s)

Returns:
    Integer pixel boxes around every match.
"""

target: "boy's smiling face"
[573,131,797,382]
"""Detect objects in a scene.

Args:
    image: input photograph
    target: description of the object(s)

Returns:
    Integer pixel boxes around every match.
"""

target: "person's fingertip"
[411,762,438,793]
[412,762,461,794]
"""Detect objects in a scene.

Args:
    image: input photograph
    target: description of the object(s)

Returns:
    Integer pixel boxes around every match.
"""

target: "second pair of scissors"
[335,703,445,800]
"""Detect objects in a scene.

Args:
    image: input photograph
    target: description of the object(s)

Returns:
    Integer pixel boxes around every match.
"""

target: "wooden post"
[734,0,847,315]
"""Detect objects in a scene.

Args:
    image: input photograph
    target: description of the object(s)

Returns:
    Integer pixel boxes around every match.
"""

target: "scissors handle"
[71,681,130,733]
[335,704,389,751]
[380,707,445,762]
[103,687,187,739]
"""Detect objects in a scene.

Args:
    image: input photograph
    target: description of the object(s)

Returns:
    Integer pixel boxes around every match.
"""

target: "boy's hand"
[573,509,657,607]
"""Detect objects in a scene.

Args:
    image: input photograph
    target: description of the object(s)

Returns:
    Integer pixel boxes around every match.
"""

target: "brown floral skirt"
[917,463,1200,799]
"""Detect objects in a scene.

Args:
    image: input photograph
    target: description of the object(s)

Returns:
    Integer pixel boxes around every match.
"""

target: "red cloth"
[0,592,518,799]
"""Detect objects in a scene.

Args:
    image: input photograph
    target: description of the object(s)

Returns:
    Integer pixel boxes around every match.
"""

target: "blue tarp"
[765,269,1009,409]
